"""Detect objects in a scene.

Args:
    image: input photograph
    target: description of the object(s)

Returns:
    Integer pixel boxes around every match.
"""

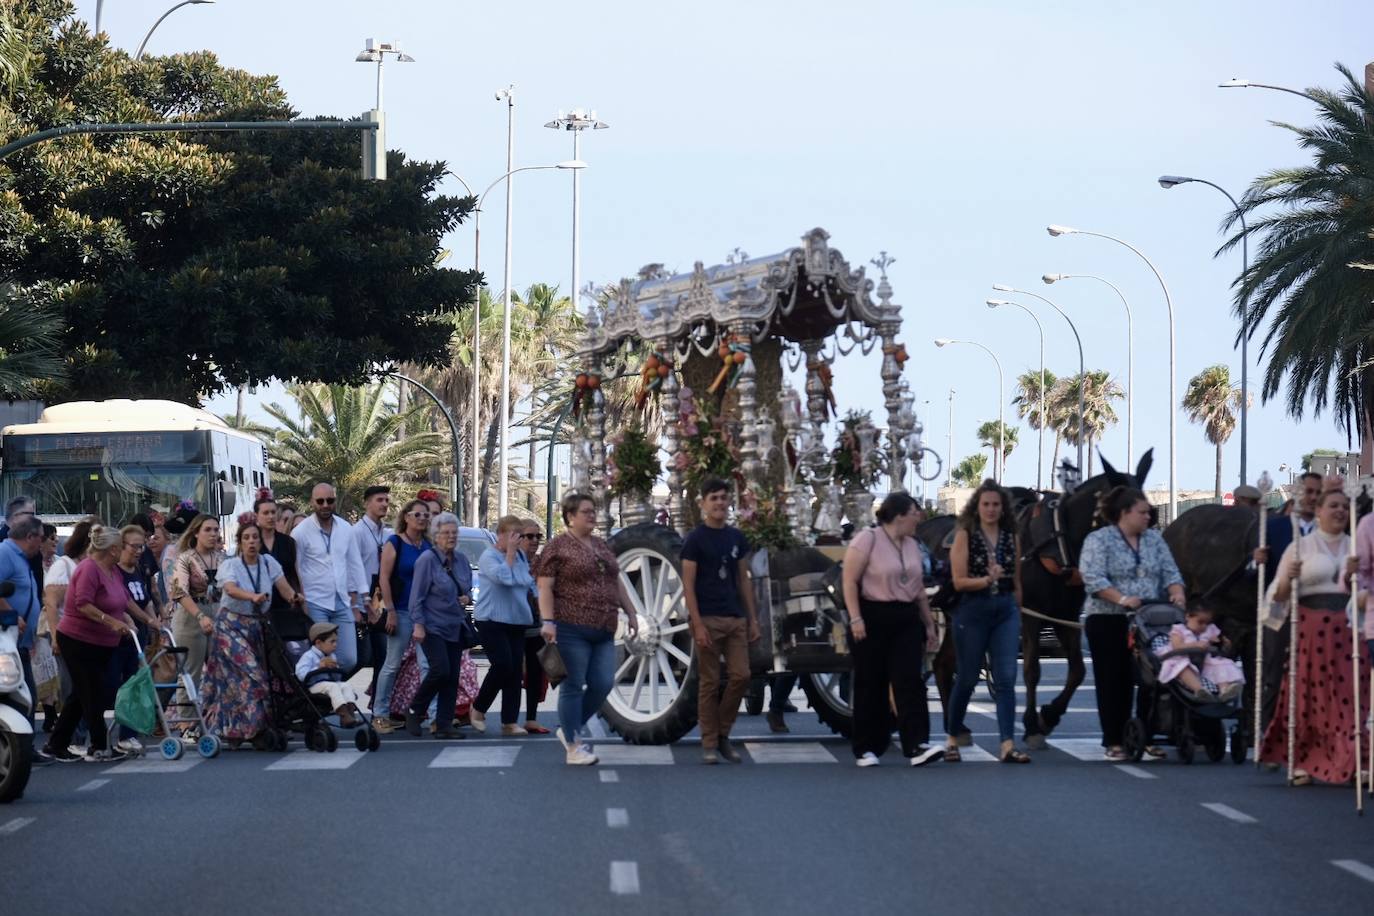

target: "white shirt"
[353,515,394,589]
[291,513,368,610]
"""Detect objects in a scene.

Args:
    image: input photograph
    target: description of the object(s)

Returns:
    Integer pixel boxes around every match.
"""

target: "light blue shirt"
[1080,525,1184,617]
[474,546,534,626]
[0,539,38,648]
[218,554,284,616]
[295,644,337,682]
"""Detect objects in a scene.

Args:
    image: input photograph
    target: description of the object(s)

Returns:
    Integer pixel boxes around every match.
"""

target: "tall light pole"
[545,109,609,318]
[936,339,1003,482]
[985,299,1045,489]
[495,85,517,518]
[134,0,214,60]
[1158,174,1250,486]
[1218,78,1317,101]
[1044,273,1133,468]
[1048,225,1177,520]
[354,39,414,112]
[947,388,955,487]
[466,160,585,523]
[992,284,1087,475]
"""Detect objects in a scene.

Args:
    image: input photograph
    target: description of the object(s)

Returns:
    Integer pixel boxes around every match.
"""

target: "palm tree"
[218,411,274,442]
[1012,367,1057,475]
[1223,63,1374,464]
[0,4,30,97]
[1052,371,1124,477]
[976,419,1019,475]
[263,383,446,514]
[1183,364,1249,498]
[0,287,65,398]
[951,453,989,487]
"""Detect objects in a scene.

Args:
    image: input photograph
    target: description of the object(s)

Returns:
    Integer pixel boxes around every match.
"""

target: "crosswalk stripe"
[1332,860,1374,884]
[1202,802,1256,824]
[0,817,34,835]
[105,756,203,774]
[266,749,366,771]
[956,743,999,763]
[609,861,640,895]
[743,741,836,764]
[429,746,520,768]
[593,745,674,765]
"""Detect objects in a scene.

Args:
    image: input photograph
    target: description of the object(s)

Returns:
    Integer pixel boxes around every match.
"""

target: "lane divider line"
[1201,802,1256,824]
[1332,860,1374,884]
[1115,765,1158,780]
[606,807,629,828]
[610,860,640,895]
[599,769,620,783]
[0,817,35,834]
[77,779,110,792]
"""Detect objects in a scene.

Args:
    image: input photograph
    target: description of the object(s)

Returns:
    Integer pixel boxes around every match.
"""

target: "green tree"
[0,3,478,403]
[263,382,445,515]
[976,419,1019,472]
[0,283,65,397]
[1052,370,1123,477]
[1223,63,1374,452]
[1182,364,1249,498]
[951,453,989,487]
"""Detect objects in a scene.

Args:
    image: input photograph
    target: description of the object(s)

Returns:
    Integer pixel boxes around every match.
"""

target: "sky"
[78,0,1374,494]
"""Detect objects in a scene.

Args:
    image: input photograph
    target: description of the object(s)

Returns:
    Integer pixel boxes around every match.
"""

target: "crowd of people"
[1,466,1369,780]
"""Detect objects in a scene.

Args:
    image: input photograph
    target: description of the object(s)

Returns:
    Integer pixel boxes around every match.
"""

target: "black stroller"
[260,615,381,754]
[1123,603,1246,765]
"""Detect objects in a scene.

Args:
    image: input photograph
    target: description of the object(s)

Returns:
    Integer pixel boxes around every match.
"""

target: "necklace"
[880,526,909,585]
[571,533,609,576]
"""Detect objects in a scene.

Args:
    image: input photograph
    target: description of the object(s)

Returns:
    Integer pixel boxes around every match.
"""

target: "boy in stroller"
[1152,603,1244,701]
[296,623,364,727]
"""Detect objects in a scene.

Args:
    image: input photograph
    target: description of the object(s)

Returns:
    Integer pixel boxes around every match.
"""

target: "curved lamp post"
[985,299,1044,489]
[1218,78,1317,101]
[1158,174,1250,486]
[134,0,214,60]
[383,370,463,523]
[935,338,1004,482]
[1048,224,1176,520]
[1043,273,1133,468]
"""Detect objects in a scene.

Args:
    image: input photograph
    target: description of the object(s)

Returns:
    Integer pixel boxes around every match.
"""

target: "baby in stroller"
[296,623,364,727]
[1152,603,1244,701]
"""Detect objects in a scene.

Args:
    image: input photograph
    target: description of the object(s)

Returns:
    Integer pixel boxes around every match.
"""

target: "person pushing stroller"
[296,623,363,727]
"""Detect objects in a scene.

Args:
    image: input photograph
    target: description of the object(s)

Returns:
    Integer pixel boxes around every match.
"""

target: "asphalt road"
[3,663,1373,915]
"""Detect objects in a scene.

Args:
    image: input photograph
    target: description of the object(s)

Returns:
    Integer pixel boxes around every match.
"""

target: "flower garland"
[608,424,661,498]
[676,386,741,494]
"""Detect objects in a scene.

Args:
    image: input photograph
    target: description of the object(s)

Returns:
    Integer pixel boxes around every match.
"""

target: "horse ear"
[1135,449,1154,487]
[1099,452,1124,486]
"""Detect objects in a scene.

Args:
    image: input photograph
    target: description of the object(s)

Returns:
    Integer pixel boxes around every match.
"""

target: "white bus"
[0,400,268,532]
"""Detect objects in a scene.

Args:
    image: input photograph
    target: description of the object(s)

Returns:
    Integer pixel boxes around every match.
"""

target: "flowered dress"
[389,645,479,719]
[198,555,281,741]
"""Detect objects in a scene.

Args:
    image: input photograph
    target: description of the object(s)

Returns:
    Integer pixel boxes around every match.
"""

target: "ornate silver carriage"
[568,228,934,744]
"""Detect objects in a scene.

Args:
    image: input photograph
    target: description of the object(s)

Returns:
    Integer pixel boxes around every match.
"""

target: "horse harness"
[1023,496,1084,587]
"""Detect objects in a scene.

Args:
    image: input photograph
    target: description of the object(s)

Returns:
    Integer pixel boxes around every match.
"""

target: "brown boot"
[337,704,361,728]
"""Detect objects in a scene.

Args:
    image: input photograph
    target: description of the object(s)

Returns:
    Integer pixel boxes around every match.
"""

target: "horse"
[1017,451,1156,747]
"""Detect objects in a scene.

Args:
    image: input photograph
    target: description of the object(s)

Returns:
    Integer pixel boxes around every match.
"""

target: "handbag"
[537,641,567,687]
[114,665,159,735]
[440,555,481,650]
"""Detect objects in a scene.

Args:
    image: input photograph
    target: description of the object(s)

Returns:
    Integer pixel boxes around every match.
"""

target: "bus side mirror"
[217,479,237,517]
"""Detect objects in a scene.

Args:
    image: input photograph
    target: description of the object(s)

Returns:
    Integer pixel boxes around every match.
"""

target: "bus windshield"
[1,464,209,524]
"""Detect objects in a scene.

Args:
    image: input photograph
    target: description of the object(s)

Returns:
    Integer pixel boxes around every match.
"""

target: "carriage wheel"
[601,525,699,745]
[799,671,853,738]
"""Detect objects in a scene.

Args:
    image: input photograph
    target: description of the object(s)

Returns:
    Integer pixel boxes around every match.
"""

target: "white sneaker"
[856,752,880,768]
[910,745,942,767]
[566,745,598,766]
[116,738,143,754]
[469,711,487,734]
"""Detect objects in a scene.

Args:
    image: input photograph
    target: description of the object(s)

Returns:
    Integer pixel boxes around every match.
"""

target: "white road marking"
[599,769,620,783]
[593,745,674,765]
[954,743,998,763]
[0,817,34,834]
[1332,859,1374,884]
[104,756,203,774]
[266,749,366,771]
[1116,765,1158,780]
[606,807,629,828]
[77,779,110,792]
[1048,739,1130,762]
[743,741,836,764]
[428,746,520,768]
[609,861,640,895]
[1201,802,1256,824]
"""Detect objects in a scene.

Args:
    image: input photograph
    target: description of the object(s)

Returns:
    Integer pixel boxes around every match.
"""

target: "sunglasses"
[522,533,542,540]
[314,497,336,505]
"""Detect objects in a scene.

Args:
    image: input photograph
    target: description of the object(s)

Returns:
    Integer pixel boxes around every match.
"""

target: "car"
[456,526,496,601]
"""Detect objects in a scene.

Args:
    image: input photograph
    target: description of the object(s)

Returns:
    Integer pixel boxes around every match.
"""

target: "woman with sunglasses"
[372,499,432,732]
[536,493,639,765]
[519,521,550,734]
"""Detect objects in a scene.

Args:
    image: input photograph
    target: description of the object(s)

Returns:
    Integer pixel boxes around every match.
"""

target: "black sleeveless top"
[967,527,1015,593]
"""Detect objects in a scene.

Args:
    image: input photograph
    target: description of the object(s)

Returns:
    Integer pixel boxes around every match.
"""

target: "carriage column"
[656,334,687,532]
[585,356,613,536]
[733,323,763,487]
[879,321,906,491]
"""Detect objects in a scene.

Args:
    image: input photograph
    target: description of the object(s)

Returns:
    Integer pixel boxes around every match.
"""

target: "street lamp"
[468,160,586,523]
[992,284,1087,476]
[355,39,414,111]
[935,338,1004,483]
[1218,78,1317,101]
[544,109,609,319]
[1043,273,1134,468]
[1158,174,1251,486]
[1048,224,1178,520]
[134,0,213,60]
[985,299,1045,489]
[947,388,955,487]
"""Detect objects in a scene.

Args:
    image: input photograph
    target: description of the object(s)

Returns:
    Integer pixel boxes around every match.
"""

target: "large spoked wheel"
[800,671,853,738]
[603,524,698,745]
[0,727,32,803]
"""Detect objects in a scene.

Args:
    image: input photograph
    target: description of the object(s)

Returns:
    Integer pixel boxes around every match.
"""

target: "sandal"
[943,745,962,763]
[1291,770,1312,786]
[1000,748,1032,764]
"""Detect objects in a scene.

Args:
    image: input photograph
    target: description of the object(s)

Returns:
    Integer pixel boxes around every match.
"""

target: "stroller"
[1123,603,1246,765]
[260,618,380,754]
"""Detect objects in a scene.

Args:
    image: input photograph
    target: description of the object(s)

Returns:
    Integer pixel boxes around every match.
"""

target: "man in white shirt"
[353,485,394,694]
[292,482,368,673]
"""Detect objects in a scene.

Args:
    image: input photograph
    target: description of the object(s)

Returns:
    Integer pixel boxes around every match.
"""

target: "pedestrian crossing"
[95,736,1158,773]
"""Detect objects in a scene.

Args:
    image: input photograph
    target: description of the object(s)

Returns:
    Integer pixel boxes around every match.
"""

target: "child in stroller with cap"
[296,623,364,727]
[1153,603,1244,702]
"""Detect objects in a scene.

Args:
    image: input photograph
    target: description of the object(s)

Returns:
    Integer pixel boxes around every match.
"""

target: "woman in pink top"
[40,525,138,763]
[841,492,941,768]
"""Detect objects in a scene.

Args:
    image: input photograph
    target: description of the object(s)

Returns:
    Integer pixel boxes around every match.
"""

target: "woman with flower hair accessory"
[248,490,304,640]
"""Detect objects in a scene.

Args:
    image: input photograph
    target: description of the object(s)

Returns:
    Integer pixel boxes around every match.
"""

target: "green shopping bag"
[114,665,159,735]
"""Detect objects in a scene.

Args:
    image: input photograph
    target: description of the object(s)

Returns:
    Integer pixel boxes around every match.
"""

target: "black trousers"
[1084,614,1148,747]
[473,621,526,724]
[358,622,388,700]
[1259,624,1290,735]
[524,634,544,722]
[847,599,929,758]
[410,634,464,730]
[47,633,116,753]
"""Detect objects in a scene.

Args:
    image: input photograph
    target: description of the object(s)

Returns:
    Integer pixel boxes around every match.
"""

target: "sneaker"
[116,738,143,755]
[469,710,487,734]
[39,746,81,764]
[501,724,528,737]
[566,744,598,766]
[1104,747,1130,762]
[718,739,742,764]
[86,747,127,763]
[372,718,395,734]
[701,747,720,765]
[909,745,942,767]
[856,752,880,768]
[766,711,790,734]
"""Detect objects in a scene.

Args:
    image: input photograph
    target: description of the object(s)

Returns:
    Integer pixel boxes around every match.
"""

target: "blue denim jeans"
[307,599,357,673]
[373,609,411,717]
[946,591,1021,743]
[554,622,615,743]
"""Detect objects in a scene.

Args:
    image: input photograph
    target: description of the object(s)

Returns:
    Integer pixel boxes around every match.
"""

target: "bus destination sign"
[5,432,209,467]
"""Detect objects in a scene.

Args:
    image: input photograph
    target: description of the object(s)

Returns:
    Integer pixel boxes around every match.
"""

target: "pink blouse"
[847,527,924,604]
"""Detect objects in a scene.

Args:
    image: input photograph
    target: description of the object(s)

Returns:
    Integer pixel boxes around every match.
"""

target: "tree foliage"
[1183,364,1249,498]
[976,419,1018,465]
[951,453,988,487]
[0,1,478,403]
